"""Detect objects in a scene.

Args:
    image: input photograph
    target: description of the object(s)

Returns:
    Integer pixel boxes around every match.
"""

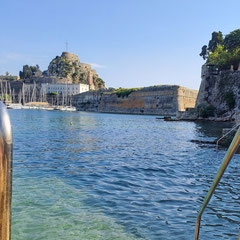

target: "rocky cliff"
[72,85,198,115]
[44,52,105,90]
[179,64,240,121]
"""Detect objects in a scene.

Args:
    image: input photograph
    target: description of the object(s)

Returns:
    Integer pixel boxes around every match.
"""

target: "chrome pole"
[0,101,12,240]
[195,126,240,239]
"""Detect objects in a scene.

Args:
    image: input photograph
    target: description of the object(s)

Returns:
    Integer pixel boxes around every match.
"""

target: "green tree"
[207,46,232,69]
[96,78,105,88]
[223,29,240,53]
[208,31,223,52]
[200,45,208,60]
[19,65,40,79]
[23,65,32,79]
[30,66,38,73]
[200,31,223,60]
[200,29,240,70]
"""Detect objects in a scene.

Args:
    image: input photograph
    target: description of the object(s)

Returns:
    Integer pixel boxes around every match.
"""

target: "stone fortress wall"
[72,85,198,116]
[177,87,198,111]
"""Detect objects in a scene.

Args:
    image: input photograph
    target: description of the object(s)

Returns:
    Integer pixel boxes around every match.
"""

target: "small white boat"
[21,105,31,109]
[7,104,22,109]
[65,106,76,111]
[45,106,54,111]
[54,106,63,111]
[54,106,76,111]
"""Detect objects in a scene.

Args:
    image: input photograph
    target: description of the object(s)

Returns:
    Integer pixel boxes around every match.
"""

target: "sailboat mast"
[0,80,3,101]
[22,83,25,105]
[5,81,8,103]
[8,82,12,103]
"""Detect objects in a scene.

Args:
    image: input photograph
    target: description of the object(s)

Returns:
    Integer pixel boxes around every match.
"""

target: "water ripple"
[9,110,239,239]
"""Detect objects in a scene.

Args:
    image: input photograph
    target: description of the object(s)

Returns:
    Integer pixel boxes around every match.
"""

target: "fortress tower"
[61,52,79,62]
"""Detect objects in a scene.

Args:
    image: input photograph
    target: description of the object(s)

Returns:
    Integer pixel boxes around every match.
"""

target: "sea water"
[9,110,240,239]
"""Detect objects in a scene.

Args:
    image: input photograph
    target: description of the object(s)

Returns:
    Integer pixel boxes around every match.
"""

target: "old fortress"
[0,52,105,104]
[0,52,198,115]
[25,51,104,91]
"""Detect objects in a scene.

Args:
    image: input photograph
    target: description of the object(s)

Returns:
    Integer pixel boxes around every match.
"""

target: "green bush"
[48,92,57,96]
[224,91,235,110]
[114,88,141,98]
[197,104,216,118]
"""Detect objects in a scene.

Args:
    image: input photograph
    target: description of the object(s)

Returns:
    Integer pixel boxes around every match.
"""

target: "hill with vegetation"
[19,52,105,90]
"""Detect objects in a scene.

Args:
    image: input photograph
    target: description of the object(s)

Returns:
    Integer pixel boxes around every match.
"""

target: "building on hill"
[18,52,105,90]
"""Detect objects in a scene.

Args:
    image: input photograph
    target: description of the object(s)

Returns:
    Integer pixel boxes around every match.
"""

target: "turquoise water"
[9,110,240,239]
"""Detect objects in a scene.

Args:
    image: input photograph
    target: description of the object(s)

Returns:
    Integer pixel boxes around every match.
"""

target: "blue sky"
[1,0,240,90]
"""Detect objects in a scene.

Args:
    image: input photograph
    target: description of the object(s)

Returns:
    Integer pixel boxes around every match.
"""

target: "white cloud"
[88,63,106,69]
[0,52,28,64]
[0,52,51,75]
[0,52,50,63]
[5,53,23,60]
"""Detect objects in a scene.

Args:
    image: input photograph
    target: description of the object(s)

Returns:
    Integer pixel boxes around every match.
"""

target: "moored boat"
[54,106,76,111]
[7,103,22,109]
[65,106,76,111]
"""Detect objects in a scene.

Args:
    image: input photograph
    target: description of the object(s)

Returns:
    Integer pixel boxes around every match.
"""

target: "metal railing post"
[195,126,240,239]
[0,101,13,240]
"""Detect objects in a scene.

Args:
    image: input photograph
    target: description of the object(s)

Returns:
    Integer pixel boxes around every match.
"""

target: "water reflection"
[194,121,234,138]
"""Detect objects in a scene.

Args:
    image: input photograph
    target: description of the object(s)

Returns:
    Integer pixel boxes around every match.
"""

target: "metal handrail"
[0,101,13,240]
[216,124,240,149]
[195,126,240,239]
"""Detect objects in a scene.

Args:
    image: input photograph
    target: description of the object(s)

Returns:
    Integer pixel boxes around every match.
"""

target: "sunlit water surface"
[9,110,240,239]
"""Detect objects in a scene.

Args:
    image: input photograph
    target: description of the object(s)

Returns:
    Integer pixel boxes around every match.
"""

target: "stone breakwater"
[72,85,198,116]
